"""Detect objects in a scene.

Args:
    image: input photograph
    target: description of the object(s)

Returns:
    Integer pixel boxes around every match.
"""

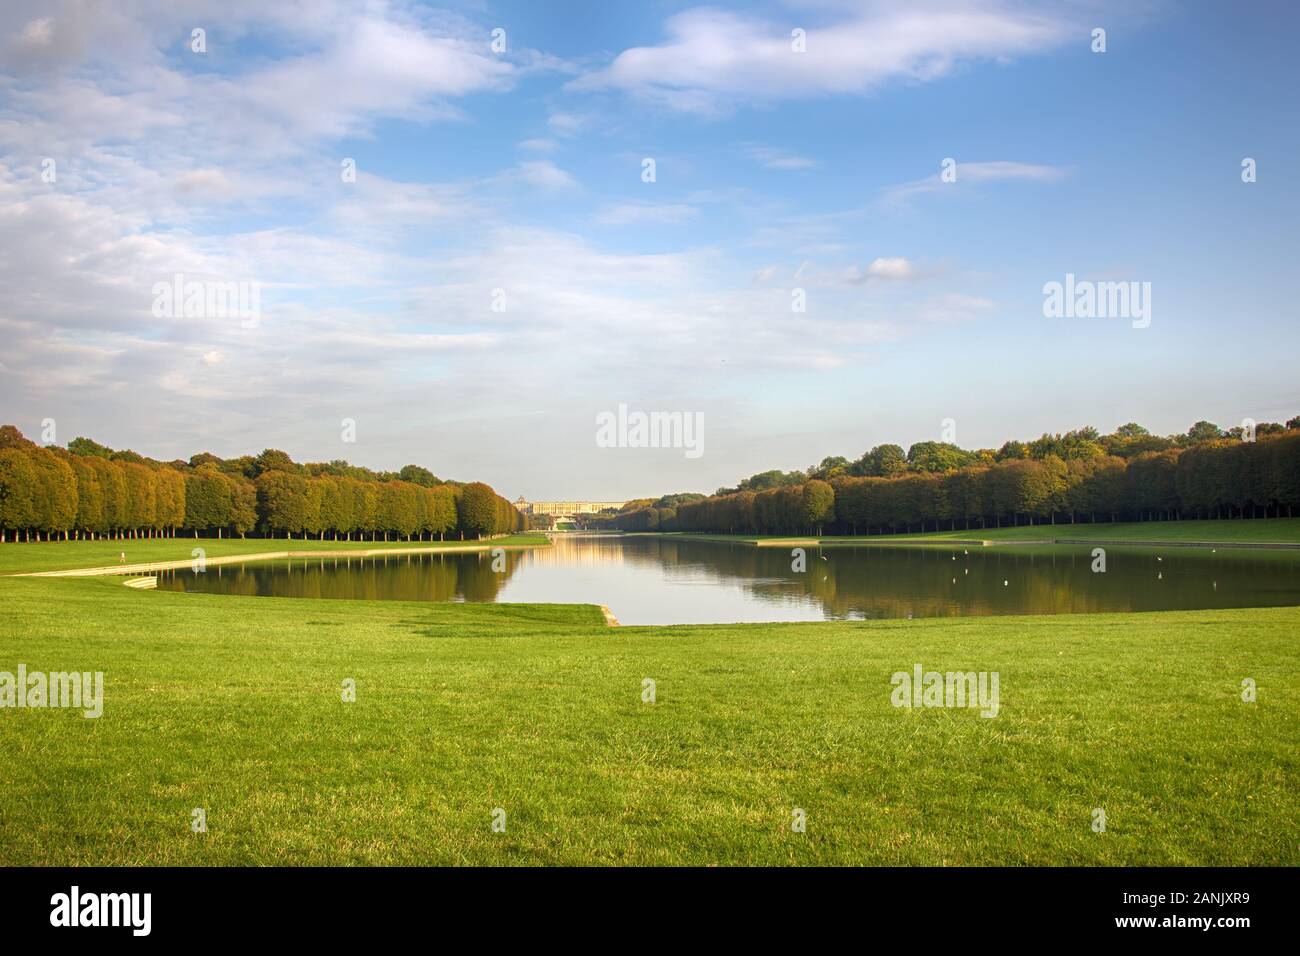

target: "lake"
[151,534,1300,625]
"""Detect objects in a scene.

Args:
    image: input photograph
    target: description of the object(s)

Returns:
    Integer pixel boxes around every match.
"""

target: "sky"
[0,0,1296,500]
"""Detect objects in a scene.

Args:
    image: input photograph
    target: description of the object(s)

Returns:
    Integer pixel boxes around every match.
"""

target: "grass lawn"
[0,534,550,575]
[922,517,1300,543]
[675,518,1300,548]
[1,573,1295,865]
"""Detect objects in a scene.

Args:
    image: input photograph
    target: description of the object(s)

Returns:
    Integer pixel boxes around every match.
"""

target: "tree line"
[607,419,1300,535]
[587,492,706,533]
[0,426,524,542]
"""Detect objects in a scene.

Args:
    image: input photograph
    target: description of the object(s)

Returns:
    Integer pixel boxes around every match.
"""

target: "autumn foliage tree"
[0,427,523,543]
[457,482,499,538]
[674,427,1300,535]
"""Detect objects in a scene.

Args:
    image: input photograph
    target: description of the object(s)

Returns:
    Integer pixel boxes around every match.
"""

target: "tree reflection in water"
[155,535,1300,625]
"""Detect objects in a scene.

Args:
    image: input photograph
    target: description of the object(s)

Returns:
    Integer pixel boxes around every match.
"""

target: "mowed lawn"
[1,574,1295,866]
[0,534,549,575]
[922,517,1300,543]
[678,518,1300,547]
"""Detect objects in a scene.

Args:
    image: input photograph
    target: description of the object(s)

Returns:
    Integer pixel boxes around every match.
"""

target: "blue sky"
[1,0,1296,499]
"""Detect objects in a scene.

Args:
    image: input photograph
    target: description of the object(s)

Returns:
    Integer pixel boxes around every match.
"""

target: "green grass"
[0,534,549,575]
[675,518,1300,548]
[1,573,1295,865]
[921,517,1300,543]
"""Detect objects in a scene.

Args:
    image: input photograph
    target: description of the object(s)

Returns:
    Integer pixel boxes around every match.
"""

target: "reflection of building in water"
[523,533,628,566]
[513,497,625,516]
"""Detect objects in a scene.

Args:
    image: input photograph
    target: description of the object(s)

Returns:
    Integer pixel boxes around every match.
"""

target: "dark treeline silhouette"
[0,425,525,542]
[605,419,1300,535]
[586,492,706,533]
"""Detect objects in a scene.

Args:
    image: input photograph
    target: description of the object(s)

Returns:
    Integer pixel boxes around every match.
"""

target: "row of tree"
[713,418,1300,496]
[615,427,1300,535]
[0,426,524,541]
[586,492,706,533]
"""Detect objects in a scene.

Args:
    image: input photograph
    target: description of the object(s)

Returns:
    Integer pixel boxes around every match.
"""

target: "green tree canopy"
[457,482,499,537]
[398,464,440,487]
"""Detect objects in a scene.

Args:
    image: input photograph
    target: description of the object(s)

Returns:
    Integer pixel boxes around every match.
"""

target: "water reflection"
[154,534,1300,625]
[157,549,524,603]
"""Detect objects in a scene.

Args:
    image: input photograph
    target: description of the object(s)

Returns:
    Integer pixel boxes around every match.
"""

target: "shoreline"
[660,533,1300,551]
[9,541,549,578]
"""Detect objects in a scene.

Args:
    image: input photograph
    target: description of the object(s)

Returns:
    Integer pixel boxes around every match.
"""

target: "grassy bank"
[0,534,550,575]
[673,518,1300,548]
[1,573,1294,865]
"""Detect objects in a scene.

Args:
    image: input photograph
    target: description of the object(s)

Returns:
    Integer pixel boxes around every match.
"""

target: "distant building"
[513,497,625,516]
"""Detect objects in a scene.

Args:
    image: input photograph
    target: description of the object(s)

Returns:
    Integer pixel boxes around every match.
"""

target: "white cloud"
[884,160,1068,204]
[864,257,917,281]
[547,111,586,135]
[329,174,471,232]
[518,138,558,152]
[574,3,1074,113]
[233,17,516,141]
[746,146,818,170]
[515,160,578,191]
[0,2,544,164]
[847,256,920,282]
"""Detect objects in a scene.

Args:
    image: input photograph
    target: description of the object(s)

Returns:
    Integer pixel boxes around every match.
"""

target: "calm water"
[152,534,1300,625]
